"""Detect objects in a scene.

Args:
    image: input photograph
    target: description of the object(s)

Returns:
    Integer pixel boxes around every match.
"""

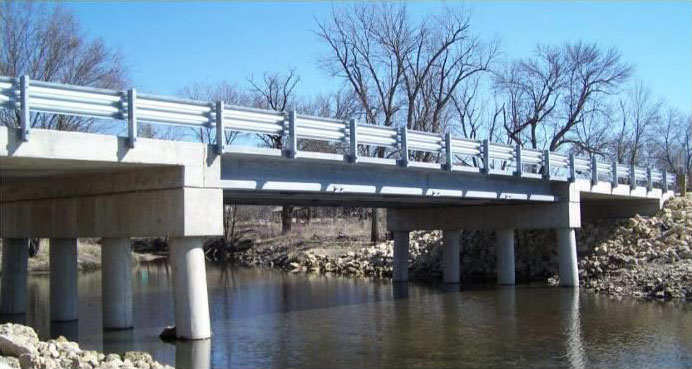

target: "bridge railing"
[0,75,677,192]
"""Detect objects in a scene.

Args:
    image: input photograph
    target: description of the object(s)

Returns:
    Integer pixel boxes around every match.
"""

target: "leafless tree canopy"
[316,3,497,160]
[248,69,300,150]
[0,2,127,132]
[493,42,632,152]
[178,81,249,144]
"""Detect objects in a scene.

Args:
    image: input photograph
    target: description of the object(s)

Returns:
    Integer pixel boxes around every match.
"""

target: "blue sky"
[67,1,691,114]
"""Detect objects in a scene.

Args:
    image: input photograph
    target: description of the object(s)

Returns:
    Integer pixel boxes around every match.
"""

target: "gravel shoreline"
[0,323,172,369]
[230,197,692,302]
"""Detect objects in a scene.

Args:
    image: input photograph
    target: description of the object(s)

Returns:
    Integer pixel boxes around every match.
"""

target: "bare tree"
[548,42,632,151]
[493,45,563,149]
[493,41,631,155]
[317,3,495,241]
[248,69,299,234]
[657,108,691,175]
[178,81,248,145]
[609,81,662,165]
[0,2,127,131]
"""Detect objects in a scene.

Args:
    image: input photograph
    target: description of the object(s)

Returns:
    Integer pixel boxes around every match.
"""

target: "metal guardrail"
[0,75,677,192]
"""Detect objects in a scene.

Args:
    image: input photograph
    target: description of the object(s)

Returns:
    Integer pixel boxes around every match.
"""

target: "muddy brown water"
[2,260,691,369]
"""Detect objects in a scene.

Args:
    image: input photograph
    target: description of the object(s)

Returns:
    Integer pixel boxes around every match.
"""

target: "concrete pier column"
[1,238,29,315]
[556,228,579,287]
[101,238,133,329]
[50,238,78,321]
[442,230,461,283]
[170,237,211,340]
[496,229,516,285]
[392,231,410,282]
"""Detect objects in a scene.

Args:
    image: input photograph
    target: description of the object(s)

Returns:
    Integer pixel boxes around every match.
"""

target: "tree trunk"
[281,205,294,234]
[370,208,380,243]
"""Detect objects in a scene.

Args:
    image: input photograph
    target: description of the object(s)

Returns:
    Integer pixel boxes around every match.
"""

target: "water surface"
[4,261,692,369]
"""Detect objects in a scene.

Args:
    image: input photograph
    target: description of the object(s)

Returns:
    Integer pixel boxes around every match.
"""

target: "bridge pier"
[557,228,579,287]
[102,238,133,329]
[392,231,409,282]
[170,237,211,340]
[496,229,516,285]
[50,238,78,321]
[1,238,29,315]
[442,230,461,283]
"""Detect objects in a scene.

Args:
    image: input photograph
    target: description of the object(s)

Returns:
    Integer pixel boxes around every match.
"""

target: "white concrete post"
[392,231,409,282]
[101,238,133,329]
[442,230,461,283]
[556,228,579,287]
[496,229,516,285]
[50,238,78,321]
[1,238,29,314]
[170,237,211,340]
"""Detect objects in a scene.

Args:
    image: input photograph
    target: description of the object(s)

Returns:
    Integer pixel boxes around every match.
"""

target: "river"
[2,260,691,368]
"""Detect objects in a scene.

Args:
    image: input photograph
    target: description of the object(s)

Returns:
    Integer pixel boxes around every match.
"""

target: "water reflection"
[2,262,691,369]
[102,328,133,355]
[560,289,585,369]
[51,321,78,342]
[176,339,211,369]
[392,281,409,299]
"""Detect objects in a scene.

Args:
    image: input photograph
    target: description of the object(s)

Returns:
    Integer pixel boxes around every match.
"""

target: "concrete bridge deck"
[0,76,677,340]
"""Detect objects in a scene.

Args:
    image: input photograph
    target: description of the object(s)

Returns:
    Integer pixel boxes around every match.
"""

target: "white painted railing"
[0,75,677,192]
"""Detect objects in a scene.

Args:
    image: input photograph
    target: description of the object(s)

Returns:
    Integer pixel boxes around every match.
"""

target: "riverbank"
[578,196,692,300]
[0,323,172,369]
[229,197,691,302]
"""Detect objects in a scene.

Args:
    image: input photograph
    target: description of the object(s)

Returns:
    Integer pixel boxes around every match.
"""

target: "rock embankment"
[0,323,172,369]
[578,196,692,300]
[231,197,691,302]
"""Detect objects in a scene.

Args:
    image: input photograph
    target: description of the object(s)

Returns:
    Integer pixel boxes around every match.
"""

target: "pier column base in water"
[556,228,579,287]
[393,231,410,282]
[102,238,133,329]
[1,238,29,315]
[50,238,78,321]
[496,229,516,285]
[442,230,461,283]
[170,237,211,340]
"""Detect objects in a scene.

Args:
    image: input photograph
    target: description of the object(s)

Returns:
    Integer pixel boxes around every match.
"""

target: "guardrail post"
[444,132,453,171]
[611,160,618,187]
[215,101,225,155]
[629,164,636,190]
[514,144,522,177]
[482,139,490,174]
[286,110,297,159]
[399,126,409,167]
[662,171,668,193]
[568,154,576,182]
[349,118,358,163]
[542,150,551,180]
[127,89,137,148]
[646,168,652,192]
[591,154,598,185]
[19,75,30,142]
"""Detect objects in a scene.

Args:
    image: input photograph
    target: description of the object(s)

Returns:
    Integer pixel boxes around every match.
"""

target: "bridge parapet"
[0,75,677,196]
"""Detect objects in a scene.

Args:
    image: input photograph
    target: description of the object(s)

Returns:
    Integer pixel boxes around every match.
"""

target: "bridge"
[0,76,676,340]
